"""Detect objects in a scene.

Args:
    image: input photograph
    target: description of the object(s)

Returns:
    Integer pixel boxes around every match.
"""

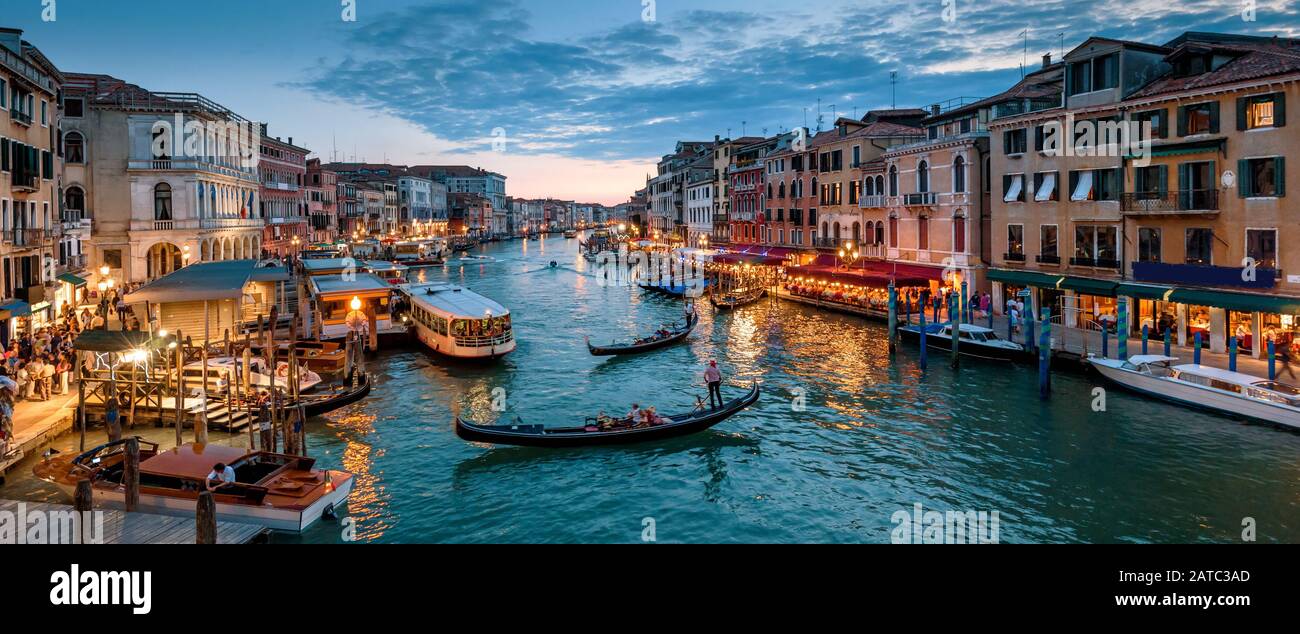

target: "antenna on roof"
[890,71,898,108]
[742,120,747,136]
[1020,27,1030,78]
[1058,32,1065,60]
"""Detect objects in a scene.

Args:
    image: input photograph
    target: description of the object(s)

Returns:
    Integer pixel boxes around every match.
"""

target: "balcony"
[812,237,841,249]
[1003,252,1027,262]
[903,192,939,207]
[1070,256,1121,269]
[128,159,256,181]
[11,173,38,192]
[129,218,262,232]
[58,254,87,273]
[859,195,887,209]
[1035,254,1061,265]
[4,228,55,248]
[9,109,33,126]
[1121,189,1220,215]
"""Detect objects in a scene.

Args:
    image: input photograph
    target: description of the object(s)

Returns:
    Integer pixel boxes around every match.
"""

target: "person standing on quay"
[704,360,723,410]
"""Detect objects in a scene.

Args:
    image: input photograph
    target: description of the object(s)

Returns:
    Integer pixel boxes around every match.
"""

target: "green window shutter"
[1274,92,1286,127]
[1236,97,1248,130]
[1237,159,1250,197]
[1,138,8,171]
[1275,157,1285,197]
[1157,109,1169,138]
[1003,131,1011,155]
[1177,106,1188,137]
[1177,163,1189,207]
[1157,165,1168,196]
[1208,101,1220,134]
[1069,171,1079,197]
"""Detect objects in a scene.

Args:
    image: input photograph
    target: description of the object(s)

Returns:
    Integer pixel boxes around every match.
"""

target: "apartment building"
[259,130,309,257]
[305,158,337,243]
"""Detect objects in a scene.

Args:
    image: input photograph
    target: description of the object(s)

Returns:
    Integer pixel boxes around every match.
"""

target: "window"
[1007,224,1024,256]
[1134,109,1168,139]
[918,216,929,250]
[0,79,5,109]
[1185,228,1213,265]
[852,146,861,167]
[917,161,929,192]
[1034,172,1058,202]
[1134,165,1168,197]
[1003,129,1028,155]
[64,132,85,164]
[1238,93,1285,130]
[1002,174,1024,202]
[1138,228,1161,263]
[1041,225,1058,258]
[64,97,84,118]
[154,183,173,220]
[954,216,966,253]
[1074,225,1118,266]
[1091,54,1118,91]
[1069,60,1092,95]
[1179,102,1219,136]
[953,156,966,192]
[40,100,47,126]
[1239,157,1284,198]
[1246,228,1278,269]
[888,166,898,196]
[848,180,860,205]
[889,216,898,248]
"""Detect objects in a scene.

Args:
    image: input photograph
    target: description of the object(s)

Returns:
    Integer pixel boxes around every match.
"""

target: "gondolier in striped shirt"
[704,361,723,410]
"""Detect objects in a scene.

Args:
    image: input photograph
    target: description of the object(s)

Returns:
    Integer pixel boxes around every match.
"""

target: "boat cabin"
[308,273,394,340]
[365,260,410,285]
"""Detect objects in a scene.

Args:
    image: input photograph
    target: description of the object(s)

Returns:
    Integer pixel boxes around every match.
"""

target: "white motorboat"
[1089,355,1300,430]
[182,357,323,394]
[898,323,1026,361]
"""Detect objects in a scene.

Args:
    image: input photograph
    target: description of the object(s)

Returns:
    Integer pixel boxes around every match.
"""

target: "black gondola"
[586,313,696,356]
[710,288,767,310]
[298,373,373,417]
[455,382,760,448]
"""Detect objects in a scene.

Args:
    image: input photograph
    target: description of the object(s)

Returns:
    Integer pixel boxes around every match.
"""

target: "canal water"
[6,236,1299,543]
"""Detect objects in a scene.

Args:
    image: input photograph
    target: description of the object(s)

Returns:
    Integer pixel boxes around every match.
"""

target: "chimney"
[1043,53,1052,69]
[931,104,941,116]
[288,137,293,146]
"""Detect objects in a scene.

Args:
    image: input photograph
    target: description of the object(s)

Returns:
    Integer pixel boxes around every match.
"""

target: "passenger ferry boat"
[1089,355,1300,430]
[399,282,515,359]
[34,441,353,532]
[391,239,445,266]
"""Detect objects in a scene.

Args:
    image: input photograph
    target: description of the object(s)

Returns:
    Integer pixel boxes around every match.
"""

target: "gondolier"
[704,360,723,409]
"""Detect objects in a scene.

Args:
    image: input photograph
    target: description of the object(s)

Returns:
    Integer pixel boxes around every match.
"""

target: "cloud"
[297,0,1300,166]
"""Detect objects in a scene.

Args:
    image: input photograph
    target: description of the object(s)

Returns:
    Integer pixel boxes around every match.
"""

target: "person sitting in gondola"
[626,403,642,424]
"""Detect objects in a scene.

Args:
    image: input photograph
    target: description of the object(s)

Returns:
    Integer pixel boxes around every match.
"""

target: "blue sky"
[7,0,1299,203]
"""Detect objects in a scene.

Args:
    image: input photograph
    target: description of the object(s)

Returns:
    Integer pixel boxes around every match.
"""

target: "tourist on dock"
[105,396,121,442]
[1009,304,1022,335]
[38,357,54,401]
[205,462,238,491]
[704,360,723,409]
[980,292,991,319]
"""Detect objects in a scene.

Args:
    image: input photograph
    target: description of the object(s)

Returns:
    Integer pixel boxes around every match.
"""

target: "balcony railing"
[128,159,256,181]
[812,237,841,249]
[1070,256,1121,269]
[9,109,33,126]
[11,173,38,192]
[4,228,55,247]
[903,192,939,206]
[1121,189,1220,214]
[859,194,887,208]
[1004,252,1027,262]
[1035,254,1061,265]
[59,254,87,273]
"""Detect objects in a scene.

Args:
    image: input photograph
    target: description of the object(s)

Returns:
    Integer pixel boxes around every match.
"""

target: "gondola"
[710,288,767,310]
[297,373,373,417]
[455,382,761,448]
[586,313,696,356]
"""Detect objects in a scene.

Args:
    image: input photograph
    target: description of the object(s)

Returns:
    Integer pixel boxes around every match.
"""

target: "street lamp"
[838,242,860,271]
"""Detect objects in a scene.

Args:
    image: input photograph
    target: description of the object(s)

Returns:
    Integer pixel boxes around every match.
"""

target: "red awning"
[715,253,786,265]
[786,265,930,288]
[860,261,948,282]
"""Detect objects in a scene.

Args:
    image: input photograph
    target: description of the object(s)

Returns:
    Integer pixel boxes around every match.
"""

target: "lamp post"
[837,242,860,272]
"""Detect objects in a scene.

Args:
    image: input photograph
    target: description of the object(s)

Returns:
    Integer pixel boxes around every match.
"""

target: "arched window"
[767,184,773,199]
[821,221,828,239]
[864,177,874,196]
[154,183,173,220]
[875,175,885,195]
[888,166,898,196]
[917,161,930,193]
[888,216,898,248]
[833,223,841,241]
[778,182,785,199]
[64,186,85,220]
[876,222,885,245]
[953,156,967,193]
[853,222,861,243]
[64,132,85,164]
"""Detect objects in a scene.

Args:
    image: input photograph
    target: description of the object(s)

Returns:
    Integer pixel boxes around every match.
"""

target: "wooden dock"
[0,499,269,544]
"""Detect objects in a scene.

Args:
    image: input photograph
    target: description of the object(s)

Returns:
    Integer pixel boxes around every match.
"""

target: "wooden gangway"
[0,499,269,544]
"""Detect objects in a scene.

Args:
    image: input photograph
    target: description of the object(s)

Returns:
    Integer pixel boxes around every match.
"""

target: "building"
[305,158,337,243]
[357,184,385,236]
[259,129,309,257]
[450,192,491,236]
[988,32,1300,359]
[336,180,361,238]
[648,141,712,243]
[0,27,64,337]
[62,72,263,289]
[710,136,763,244]
[685,171,713,248]
[397,173,434,236]
[409,165,506,213]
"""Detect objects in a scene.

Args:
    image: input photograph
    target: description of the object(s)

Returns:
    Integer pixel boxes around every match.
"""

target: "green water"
[7,236,1298,543]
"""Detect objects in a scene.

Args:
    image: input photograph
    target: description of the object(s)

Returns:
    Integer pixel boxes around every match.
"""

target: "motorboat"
[398,282,515,359]
[898,323,1025,361]
[1089,355,1300,429]
[34,440,354,533]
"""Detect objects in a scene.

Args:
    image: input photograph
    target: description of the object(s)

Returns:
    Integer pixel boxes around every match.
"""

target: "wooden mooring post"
[196,491,217,545]
[123,437,140,512]
[174,329,184,448]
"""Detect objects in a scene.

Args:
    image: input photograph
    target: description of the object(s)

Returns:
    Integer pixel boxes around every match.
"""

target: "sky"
[6,0,1299,204]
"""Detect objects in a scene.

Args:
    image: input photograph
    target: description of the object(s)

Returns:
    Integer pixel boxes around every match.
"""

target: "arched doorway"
[147,242,184,280]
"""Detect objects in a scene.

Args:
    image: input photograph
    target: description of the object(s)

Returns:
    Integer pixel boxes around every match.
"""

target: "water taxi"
[898,323,1025,362]
[34,441,354,533]
[398,282,515,359]
[391,240,445,266]
[1089,355,1300,429]
[564,230,578,239]
[181,357,323,394]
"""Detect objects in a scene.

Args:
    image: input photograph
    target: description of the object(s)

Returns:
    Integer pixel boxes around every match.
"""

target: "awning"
[1129,138,1225,159]
[57,272,88,287]
[987,269,1118,295]
[1116,282,1175,301]
[0,300,31,318]
[1059,277,1118,296]
[127,260,258,304]
[1168,288,1300,315]
[786,266,930,288]
[73,330,172,353]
